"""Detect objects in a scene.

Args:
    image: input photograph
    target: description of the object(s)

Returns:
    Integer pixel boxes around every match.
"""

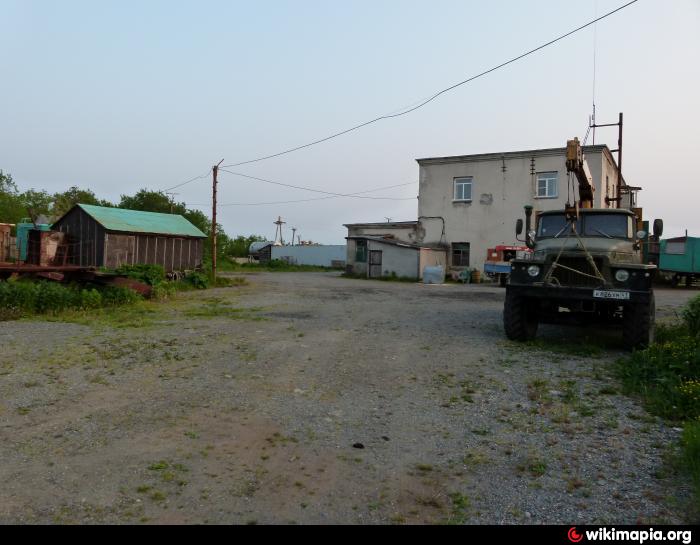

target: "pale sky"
[1,0,698,243]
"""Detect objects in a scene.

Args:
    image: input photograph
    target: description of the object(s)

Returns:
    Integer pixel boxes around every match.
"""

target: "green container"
[659,237,700,274]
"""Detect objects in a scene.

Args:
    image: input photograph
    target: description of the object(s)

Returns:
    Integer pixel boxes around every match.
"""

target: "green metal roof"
[75,204,207,238]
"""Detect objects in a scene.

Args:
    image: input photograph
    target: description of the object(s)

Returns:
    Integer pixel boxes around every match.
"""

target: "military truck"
[503,138,662,350]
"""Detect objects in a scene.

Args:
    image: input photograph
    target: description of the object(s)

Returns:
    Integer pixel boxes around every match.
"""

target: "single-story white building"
[345,235,446,280]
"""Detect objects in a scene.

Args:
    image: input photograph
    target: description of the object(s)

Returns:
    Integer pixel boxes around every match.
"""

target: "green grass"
[615,295,700,515]
[221,259,336,273]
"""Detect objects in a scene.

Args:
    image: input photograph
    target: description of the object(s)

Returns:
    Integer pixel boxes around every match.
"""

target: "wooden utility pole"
[211,159,224,280]
[291,227,297,246]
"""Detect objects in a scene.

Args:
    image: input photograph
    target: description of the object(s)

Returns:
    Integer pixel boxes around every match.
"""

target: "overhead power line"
[217,0,639,170]
[187,180,418,207]
[218,169,417,200]
[164,0,638,194]
[163,170,212,192]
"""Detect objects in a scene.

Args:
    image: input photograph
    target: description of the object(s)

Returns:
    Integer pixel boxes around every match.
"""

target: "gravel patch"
[0,273,695,524]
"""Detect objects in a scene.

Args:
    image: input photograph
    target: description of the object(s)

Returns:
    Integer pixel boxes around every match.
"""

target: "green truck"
[659,236,699,287]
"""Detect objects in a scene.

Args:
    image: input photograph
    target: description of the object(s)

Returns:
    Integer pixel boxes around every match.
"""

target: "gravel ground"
[0,272,697,524]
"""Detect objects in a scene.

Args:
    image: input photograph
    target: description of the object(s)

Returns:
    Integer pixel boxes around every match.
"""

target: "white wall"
[416,146,618,271]
[271,245,346,267]
[367,240,419,279]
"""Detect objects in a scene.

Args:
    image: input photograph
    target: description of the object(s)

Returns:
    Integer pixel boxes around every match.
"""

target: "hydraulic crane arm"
[565,137,595,208]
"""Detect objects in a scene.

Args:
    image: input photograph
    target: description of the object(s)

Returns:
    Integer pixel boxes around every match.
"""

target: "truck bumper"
[507,283,652,304]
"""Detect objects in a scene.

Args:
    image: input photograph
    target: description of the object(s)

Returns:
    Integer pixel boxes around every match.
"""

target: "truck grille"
[547,257,605,288]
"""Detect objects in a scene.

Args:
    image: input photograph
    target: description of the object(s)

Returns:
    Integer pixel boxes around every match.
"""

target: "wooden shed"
[52,204,207,271]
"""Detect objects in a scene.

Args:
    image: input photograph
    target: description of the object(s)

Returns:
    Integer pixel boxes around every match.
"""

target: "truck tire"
[622,294,655,350]
[504,290,538,341]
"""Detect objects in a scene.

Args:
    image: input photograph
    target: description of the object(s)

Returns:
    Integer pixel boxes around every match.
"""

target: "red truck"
[484,245,532,287]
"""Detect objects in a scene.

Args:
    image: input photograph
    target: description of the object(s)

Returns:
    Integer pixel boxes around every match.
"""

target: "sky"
[1,0,699,243]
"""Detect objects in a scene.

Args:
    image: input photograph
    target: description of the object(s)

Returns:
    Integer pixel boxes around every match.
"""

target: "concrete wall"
[346,223,417,244]
[366,240,419,279]
[416,146,618,271]
[271,245,346,267]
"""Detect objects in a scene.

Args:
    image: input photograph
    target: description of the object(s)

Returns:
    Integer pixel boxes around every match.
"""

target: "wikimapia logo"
[567,527,693,544]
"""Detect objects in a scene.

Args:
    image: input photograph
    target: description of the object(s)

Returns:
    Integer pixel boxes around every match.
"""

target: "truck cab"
[504,208,659,349]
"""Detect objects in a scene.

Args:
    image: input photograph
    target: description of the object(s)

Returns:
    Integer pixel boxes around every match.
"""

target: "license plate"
[593,290,630,300]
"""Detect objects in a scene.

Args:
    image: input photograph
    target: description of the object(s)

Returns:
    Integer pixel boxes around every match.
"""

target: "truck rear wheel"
[622,294,655,350]
[504,290,538,341]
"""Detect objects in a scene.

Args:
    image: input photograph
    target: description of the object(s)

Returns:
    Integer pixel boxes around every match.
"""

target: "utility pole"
[273,216,286,245]
[291,227,297,246]
[589,112,624,209]
[211,159,224,280]
[165,192,179,214]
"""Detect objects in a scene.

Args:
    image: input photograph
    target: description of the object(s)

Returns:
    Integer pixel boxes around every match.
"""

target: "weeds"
[616,294,700,514]
[0,280,140,319]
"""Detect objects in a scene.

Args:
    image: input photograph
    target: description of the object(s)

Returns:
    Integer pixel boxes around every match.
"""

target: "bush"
[115,264,166,286]
[100,285,141,306]
[184,272,209,289]
[682,294,700,338]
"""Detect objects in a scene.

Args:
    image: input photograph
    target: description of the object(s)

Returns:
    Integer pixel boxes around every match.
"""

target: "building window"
[452,242,470,267]
[355,240,367,263]
[453,177,473,202]
[536,172,558,198]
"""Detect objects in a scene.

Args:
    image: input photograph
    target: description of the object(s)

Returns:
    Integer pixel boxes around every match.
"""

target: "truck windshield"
[537,214,632,239]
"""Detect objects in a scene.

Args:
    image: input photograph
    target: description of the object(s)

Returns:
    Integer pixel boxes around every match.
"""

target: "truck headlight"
[615,269,630,282]
[527,265,541,277]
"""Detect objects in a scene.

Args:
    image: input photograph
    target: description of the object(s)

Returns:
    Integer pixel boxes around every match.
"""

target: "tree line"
[0,170,265,259]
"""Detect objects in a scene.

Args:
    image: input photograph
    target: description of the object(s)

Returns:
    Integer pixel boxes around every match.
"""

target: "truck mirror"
[653,219,663,238]
[515,219,524,236]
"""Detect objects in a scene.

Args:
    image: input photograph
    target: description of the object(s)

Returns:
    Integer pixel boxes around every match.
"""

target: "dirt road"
[0,273,696,524]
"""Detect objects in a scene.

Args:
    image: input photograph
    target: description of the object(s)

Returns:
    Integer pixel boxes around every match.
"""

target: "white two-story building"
[414,144,623,272]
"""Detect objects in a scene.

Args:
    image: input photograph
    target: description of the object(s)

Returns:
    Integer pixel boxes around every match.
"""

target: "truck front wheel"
[622,294,655,350]
[504,290,538,341]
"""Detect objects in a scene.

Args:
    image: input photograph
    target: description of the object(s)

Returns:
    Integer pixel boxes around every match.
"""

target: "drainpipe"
[417,216,446,246]
[524,206,534,249]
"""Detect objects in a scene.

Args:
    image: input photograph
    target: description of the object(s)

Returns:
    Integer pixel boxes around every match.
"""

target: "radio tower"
[273,216,286,246]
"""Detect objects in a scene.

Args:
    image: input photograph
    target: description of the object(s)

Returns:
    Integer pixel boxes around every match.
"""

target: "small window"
[452,243,470,267]
[454,177,473,202]
[536,172,558,198]
[355,240,367,263]
[666,241,687,255]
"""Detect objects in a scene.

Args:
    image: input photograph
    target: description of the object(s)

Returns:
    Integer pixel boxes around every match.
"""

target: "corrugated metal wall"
[104,233,203,271]
[53,207,204,271]
[53,207,105,267]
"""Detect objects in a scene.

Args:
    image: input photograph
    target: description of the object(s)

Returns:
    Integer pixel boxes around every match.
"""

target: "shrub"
[100,285,141,306]
[184,272,209,290]
[79,288,103,310]
[682,294,700,338]
[115,264,166,286]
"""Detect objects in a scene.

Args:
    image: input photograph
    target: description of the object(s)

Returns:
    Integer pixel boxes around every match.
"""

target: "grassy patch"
[616,295,700,515]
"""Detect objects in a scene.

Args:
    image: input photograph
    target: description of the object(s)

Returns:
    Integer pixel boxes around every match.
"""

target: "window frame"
[536,171,559,199]
[451,242,470,267]
[453,177,473,203]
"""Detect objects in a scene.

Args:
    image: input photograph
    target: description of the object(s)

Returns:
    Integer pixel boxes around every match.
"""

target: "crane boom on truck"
[565,137,595,209]
[503,136,663,350]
